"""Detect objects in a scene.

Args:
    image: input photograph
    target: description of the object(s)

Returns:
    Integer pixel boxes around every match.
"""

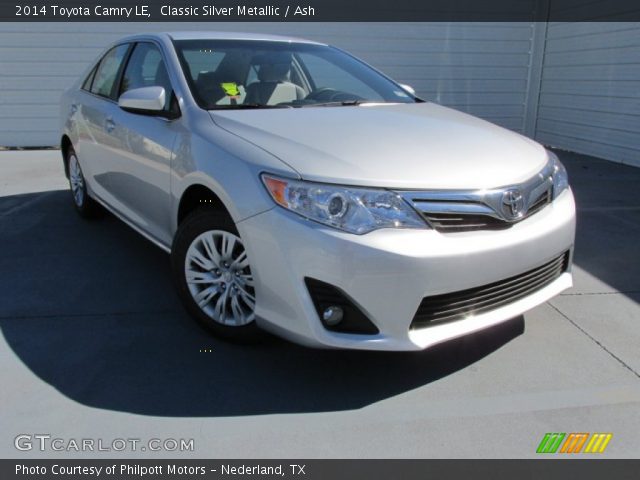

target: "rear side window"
[120,42,173,110]
[90,44,130,99]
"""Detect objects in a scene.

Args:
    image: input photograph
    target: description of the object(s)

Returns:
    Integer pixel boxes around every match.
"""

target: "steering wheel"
[305,88,340,102]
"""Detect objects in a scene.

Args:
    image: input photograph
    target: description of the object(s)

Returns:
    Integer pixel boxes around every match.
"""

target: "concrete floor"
[0,149,638,458]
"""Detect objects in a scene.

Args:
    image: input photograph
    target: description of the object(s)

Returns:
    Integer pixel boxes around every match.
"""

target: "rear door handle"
[105,117,116,133]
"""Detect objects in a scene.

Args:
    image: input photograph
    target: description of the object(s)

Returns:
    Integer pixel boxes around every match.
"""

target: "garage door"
[535,22,640,167]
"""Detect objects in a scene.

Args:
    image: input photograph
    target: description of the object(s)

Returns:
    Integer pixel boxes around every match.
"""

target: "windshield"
[173,39,418,109]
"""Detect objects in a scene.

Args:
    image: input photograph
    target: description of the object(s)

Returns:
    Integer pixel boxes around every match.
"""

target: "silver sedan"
[60,32,576,350]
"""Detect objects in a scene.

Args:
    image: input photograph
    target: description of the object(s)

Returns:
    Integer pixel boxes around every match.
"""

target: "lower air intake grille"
[410,251,569,329]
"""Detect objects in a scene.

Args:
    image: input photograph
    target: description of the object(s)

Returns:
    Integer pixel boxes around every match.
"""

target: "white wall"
[535,22,640,167]
[0,22,536,146]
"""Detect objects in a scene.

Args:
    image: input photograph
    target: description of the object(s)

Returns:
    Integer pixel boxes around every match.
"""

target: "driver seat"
[245,55,305,105]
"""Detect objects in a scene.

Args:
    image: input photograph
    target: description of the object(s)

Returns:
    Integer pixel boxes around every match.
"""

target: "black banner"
[3,0,640,22]
[3,460,640,480]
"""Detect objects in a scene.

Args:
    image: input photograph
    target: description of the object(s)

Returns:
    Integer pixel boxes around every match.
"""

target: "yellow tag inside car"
[221,82,240,97]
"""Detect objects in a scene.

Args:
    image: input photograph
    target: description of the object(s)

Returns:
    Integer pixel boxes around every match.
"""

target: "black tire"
[171,207,261,342]
[66,146,101,218]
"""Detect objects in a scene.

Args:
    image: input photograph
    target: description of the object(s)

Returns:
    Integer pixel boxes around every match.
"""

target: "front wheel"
[171,208,261,341]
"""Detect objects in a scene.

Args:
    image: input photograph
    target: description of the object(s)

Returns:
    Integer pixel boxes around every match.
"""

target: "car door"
[106,42,180,247]
[75,43,131,202]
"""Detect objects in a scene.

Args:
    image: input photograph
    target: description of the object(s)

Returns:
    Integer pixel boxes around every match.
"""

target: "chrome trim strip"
[410,201,498,217]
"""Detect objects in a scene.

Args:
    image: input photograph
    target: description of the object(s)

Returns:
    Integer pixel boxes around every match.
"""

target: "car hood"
[210,102,548,189]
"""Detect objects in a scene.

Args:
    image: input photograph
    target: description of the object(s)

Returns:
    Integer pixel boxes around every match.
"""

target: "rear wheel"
[67,147,100,218]
[171,208,260,341]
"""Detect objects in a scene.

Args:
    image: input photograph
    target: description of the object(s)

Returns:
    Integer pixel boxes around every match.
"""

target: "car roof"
[117,31,326,45]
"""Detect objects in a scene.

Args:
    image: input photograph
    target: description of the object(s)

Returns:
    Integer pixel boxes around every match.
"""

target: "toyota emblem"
[502,189,526,219]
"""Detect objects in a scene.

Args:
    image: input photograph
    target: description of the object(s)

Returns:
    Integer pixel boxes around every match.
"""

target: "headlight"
[262,174,427,234]
[548,151,569,199]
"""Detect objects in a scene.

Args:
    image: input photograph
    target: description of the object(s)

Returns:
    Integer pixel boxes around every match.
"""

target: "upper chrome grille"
[398,162,554,233]
[527,189,552,217]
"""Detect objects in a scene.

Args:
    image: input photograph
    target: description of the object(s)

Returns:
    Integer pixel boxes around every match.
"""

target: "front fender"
[169,118,298,235]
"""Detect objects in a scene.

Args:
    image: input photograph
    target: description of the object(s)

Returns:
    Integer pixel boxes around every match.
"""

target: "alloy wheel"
[184,230,256,326]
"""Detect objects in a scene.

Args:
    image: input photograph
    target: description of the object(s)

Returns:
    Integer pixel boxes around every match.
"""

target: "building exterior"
[1,22,638,166]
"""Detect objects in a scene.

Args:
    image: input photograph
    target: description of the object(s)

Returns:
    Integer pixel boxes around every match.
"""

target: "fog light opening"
[305,278,379,334]
[322,306,344,326]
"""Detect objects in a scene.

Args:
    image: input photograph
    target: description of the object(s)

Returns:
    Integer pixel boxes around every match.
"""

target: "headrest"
[254,52,293,83]
[258,64,291,83]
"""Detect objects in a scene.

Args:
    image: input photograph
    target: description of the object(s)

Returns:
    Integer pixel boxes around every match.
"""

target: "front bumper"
[237,189,576,351]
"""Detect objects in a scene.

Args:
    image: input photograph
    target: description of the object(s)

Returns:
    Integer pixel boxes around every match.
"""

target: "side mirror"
[399,84,416,96]
[119,86,166,114]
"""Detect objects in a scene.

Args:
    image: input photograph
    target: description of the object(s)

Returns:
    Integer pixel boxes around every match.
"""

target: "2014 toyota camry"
[60,32,576,350]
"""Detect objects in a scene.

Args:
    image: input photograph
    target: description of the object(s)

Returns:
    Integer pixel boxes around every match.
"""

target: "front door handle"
[105,117,116,133]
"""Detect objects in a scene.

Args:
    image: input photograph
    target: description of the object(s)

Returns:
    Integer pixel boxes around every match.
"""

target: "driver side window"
[120,42,174,111]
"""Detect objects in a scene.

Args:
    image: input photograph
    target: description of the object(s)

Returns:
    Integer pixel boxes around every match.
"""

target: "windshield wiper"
[209,103,294,110]
[297,100,380,108]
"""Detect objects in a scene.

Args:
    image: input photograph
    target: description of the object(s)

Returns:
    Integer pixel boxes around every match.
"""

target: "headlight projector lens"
[327,193,348,218]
